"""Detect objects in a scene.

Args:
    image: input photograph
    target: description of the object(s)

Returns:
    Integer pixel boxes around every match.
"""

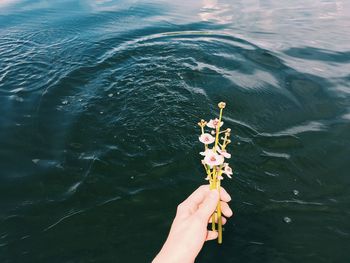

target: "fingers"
[178,185,210,214]
[206,230,218,241]
[184,185,231,207]
[207,200,233,225]
[219,187,231,202]
[209,215,227,225]
[220,201,233,218]
[196,190,219,221]
[177,185,231,218]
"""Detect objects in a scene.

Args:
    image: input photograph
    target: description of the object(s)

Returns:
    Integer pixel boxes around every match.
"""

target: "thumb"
[196,190,219,221]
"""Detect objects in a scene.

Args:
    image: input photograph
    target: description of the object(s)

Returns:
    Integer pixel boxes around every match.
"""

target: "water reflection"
[200,0,232,24]
[0,0,20,8]
[86,0,134,12]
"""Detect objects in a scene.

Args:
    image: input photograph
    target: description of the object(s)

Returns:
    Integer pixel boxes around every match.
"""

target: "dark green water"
[1,0,350,262]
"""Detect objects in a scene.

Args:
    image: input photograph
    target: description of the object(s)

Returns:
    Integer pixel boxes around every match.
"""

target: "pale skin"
[153,185,233,263]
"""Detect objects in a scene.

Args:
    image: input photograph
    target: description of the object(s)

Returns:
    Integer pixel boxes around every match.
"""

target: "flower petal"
[223,164,233,178]
[199,133,215,144]
[206,118,223,129]
[218,148,231,158]
[204,151,224,166]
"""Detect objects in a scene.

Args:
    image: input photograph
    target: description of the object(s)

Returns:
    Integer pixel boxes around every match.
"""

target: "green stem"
[214,108,223,153]
[201,126,208,151]
[210,169,216,231]
[212,107,224,237]
[217,179,222,244]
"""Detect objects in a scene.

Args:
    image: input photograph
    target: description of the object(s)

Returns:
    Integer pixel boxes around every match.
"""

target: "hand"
[152,185,233,263]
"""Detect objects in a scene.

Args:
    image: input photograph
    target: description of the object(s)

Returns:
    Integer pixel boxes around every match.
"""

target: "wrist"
[152,240,195,263]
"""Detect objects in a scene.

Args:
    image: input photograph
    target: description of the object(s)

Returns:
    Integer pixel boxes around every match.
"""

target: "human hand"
[152,185,233,263]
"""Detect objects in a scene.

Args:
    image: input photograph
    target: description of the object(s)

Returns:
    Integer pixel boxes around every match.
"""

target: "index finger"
[219,187,231,202]
[181,185,231,212]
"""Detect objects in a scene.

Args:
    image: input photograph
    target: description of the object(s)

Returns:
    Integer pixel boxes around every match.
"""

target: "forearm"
[152,223,197,263]
[152,245,195,263]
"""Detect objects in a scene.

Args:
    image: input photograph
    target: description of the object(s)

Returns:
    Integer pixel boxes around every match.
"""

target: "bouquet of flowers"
[198,102,232,244]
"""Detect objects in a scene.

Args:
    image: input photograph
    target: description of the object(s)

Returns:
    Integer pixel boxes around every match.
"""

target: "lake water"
[0,0,350,262]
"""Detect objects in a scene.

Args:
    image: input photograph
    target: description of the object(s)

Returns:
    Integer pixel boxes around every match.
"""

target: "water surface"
[0,0,350,262]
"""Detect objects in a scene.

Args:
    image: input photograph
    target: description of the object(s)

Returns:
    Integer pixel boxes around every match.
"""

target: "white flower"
[223,163,233,178]
[207,118,223,129]
[203,150,224,167]
[200,148,210,156]
[217,148,231,158]
[199,133,215,145]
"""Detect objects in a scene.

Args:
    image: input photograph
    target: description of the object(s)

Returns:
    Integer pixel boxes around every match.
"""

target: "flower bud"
[198,119,207,128]
[218,102,226,109]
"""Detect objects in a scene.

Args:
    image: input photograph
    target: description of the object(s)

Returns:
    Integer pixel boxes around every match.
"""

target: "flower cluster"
[197,101,232,244]
[198,103,233,180]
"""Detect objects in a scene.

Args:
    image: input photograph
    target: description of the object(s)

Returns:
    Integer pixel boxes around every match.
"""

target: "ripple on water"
[0,29,80,97]
[261,150,290,160]
[0,3,349,262]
